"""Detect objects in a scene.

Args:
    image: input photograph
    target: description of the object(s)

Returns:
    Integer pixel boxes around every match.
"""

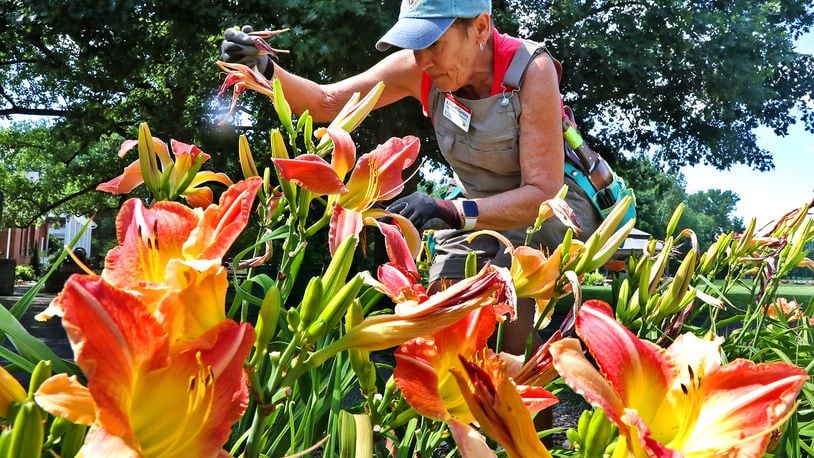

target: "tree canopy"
[1,0,812,229]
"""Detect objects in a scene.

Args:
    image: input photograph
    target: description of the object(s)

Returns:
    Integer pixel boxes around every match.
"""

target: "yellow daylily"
[35,275,254,457]
[0,365,25,418]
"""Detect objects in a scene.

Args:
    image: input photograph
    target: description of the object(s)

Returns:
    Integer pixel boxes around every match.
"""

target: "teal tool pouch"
[564,160,636,227]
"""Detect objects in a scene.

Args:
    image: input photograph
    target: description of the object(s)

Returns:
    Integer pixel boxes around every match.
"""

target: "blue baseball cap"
[376,0,492,51]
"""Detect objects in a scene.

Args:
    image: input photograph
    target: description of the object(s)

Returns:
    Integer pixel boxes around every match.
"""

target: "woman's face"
[413,21,481,93]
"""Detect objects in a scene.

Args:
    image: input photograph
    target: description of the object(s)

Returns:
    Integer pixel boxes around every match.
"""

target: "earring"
[479,42,484,52]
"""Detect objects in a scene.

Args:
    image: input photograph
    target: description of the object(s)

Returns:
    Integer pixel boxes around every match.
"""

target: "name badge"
[442,94,471,132]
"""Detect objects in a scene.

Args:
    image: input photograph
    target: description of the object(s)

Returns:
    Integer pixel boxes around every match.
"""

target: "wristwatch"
[456,199,479,230]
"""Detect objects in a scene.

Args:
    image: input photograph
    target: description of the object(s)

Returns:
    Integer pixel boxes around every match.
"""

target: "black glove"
[386,192,462,231]
[221,25,274,78]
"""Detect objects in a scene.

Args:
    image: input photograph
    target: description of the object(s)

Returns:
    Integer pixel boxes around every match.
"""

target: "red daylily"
[550,300,808,457]
[273,131,422,256]
[216,61,275,116]
[97,123,232,208]
[35,275,254,457]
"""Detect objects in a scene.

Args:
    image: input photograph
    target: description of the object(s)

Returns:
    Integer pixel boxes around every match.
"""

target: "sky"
[681,32,814,228]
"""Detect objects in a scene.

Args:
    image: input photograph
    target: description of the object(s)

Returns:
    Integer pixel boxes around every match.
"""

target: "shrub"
[582,270,606,286]
[15,264,36,282]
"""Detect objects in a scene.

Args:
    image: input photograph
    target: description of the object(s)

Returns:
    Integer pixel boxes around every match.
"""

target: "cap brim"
[376,17,455,51]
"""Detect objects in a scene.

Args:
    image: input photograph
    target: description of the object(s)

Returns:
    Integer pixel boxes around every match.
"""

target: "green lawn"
[557,280,814,311]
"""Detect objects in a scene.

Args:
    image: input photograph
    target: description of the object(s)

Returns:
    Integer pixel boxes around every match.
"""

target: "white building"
[47,215,97,258]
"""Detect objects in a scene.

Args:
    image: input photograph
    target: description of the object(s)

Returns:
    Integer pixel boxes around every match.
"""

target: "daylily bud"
[465,251,478,278]
[27,361,52,398]
[324,81,385,139]
[318,274,365,332]
[251,285,281,366]
[239,135,260,179]
[296,109,310,133]
[138,122,162,195]
[270,128,290,160]
[272,78,295,135]
[287,308,301,332]
[9,401,43,458]
[321,236,357,303]
[346,300,377,394]
[271,128,297,209]
[665,202,684,238]
[299,276,324,328]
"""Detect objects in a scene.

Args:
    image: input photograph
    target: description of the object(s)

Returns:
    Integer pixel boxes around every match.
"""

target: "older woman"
[221,0,603,354]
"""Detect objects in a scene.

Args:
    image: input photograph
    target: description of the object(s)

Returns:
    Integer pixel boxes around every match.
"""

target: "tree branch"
[0,107,70,117]
[20,181,103,227]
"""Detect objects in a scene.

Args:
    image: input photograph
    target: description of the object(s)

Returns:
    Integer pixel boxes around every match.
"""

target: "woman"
[221,0,602,354]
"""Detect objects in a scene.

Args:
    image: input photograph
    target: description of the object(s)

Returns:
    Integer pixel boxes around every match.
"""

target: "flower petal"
[448,419,497,458]
[103,198,199,298]
[550,338,627,427]
[367,218,418,275]
[677,359,807,456]
[365,208,422,261]
[329,205,363,256]
[183,177,262,260]
[157,259,229,342]
[340,136,419,210]
[273,155,348,195]
[54,275,169,449]
[128,321,253,457]
[96,160,145,195]
[181,186,215,208]
[332,266,512,353]
[376,263,428,303]
[34,374,97,426]
[576,300,677,423]
[395,307,497,423]
[451,354,553,458]
[323,128,356,179]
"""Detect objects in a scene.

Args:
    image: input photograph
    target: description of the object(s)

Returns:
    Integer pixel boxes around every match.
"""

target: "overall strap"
[502,40,563,89]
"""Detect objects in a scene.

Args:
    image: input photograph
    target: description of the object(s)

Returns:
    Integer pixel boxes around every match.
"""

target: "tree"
[510,0,814,172]
[1,0,812,225]
[614,157,744,249]
[682,188,745,249]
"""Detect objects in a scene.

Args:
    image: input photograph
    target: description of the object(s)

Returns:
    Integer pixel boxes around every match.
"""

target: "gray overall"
[428,40,602,282]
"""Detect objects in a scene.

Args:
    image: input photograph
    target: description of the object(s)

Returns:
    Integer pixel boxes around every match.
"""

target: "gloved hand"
[386,192,462,231]
[221,25,275,78]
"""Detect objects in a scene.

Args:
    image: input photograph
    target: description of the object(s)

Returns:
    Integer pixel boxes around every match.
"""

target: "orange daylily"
[763,297,804,322]
[101,178,261,308]
[36,275,254,457]
[470,230,581,324]
[451,353,556,458]
[394,306,499,424]
[394,306,557,456]
[97,123,233,208]
[273,132,422,256]
[550,300,808,457]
